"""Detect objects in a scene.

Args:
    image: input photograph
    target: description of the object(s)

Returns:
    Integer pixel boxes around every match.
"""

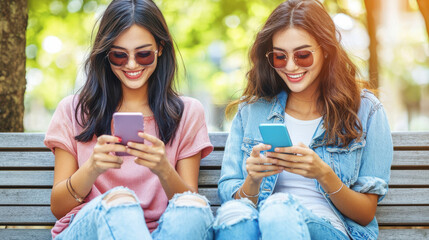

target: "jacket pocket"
[325,138,366,185]
[241,137,264,170]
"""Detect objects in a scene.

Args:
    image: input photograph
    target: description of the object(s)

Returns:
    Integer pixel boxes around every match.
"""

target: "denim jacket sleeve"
[351,100,393,202]
[218,107,246,203]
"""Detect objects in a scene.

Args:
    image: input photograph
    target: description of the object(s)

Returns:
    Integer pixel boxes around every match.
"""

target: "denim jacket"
[218,90,393,240]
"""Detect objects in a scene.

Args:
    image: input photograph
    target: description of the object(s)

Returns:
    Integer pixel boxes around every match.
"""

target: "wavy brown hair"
[228,0,363,146]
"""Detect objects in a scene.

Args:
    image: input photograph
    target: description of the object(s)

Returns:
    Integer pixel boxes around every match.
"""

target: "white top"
[273,112,348,236]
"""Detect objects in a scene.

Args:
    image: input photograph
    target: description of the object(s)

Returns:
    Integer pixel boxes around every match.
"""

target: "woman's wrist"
[316,162,335,185]
[156,162,174,181]
[81,160,101,180]
[317,166,344,194]
[243,177,262,194]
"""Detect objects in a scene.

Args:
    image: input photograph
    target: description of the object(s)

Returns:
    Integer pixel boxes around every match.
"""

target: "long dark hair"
[75,0,183,145]
[228,0,362,146]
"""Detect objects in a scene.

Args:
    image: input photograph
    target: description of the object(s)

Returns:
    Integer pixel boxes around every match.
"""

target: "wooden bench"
[0,132,428,239]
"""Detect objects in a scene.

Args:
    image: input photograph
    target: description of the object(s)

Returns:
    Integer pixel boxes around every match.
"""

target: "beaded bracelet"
[325,183,344,198]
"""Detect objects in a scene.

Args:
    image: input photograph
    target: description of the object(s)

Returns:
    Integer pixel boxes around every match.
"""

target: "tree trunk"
[0,0,28,132]
[417,0,429,37]
[364,0,380,91]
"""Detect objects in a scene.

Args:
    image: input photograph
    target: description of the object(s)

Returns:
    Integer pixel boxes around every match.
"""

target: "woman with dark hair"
[44,0,214,239]
[214,0,392,239]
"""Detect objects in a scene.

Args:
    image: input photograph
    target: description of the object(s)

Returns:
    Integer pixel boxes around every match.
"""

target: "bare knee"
[174,193,208,207]
[103,188,137,207]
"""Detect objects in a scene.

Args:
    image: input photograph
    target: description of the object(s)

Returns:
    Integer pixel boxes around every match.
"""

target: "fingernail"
[117,137,122,142]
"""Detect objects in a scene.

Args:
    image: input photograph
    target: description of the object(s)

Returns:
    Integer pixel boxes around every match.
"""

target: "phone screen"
[113,112,144,156]
[259,123,292,152]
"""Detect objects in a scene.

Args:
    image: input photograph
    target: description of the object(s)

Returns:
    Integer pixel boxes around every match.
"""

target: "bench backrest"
[0,132,428,239]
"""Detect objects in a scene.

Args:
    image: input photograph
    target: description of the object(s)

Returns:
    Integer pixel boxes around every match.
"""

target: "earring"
[324,54,328,59]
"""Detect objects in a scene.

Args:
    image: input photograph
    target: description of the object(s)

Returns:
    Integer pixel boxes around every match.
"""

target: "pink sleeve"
[44,95,78,159]
[177,98,213,160]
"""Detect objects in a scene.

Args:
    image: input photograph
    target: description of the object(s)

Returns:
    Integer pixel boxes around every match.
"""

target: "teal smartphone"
[259,123,292,152]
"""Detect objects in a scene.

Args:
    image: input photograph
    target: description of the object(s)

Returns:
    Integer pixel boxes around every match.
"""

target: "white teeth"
[287,72,305,79]
[126,71,142,76]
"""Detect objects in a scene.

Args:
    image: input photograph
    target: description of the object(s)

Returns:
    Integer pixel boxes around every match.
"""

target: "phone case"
[259,123,292,152]
[113,112,144,156]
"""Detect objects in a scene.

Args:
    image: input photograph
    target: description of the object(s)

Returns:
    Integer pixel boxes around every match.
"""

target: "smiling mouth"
[286,72,306,82]
[287,72,305,78]
[123,70,143,79]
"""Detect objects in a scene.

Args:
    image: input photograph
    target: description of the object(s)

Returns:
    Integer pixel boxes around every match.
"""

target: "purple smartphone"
[113,112,144,156]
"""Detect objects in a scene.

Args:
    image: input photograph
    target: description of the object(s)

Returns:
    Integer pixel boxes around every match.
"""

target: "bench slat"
[0,170,222,187]
[0,188,218,206]
[0,189,52,205]
[389,170,429,186]
[0,152,54,168]
[392,150,429,167]
[191,188,429,207]
[2,150,428,169]
[1,187,428,207]
[0,206,56,224]
[376,206,429,225]
[1,169,428,187]
[392,132,429,148]
[1,205,428,226]
[0,133,46,149]
[0,227,427,240]
[201,151,223,167]
[0,151,223,168]
[379,228,429,240]
[3,132,427,149]
[381,188,429,205]
[0,171,54,187]
[0,132,229,149]
[0,229,52,240]
[208,132,228,148]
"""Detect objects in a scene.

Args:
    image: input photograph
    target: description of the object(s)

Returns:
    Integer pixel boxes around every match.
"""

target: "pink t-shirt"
[44,95,213,238]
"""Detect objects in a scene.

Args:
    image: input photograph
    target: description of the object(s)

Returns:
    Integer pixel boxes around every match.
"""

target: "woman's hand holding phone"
[257,123,331,180]
[85,135,127,176]
[111,112,174,178]
[245,143,284,184]
[126,132,173,178]
[266,142,331,180]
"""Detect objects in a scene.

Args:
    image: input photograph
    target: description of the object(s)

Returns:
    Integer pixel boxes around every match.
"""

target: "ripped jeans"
[55,186,214,240]
[213,193,349,240]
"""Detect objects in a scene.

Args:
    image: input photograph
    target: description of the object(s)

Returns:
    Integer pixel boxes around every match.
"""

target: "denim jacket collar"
[266,91,287,121]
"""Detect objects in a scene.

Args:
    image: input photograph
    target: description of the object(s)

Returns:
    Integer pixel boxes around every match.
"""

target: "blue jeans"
[213,193,349,240]
[56,186,214,240]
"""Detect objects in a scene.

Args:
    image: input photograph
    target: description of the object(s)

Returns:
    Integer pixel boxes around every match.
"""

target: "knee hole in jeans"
[174,194,207,207]
[103,189,137,207]
[215,200,256,227]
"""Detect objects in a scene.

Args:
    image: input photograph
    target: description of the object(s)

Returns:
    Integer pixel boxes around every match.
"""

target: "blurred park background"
[7,0,429,132]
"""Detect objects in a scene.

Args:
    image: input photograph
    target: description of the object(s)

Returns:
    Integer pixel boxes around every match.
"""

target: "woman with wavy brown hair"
[213,0,393,239]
